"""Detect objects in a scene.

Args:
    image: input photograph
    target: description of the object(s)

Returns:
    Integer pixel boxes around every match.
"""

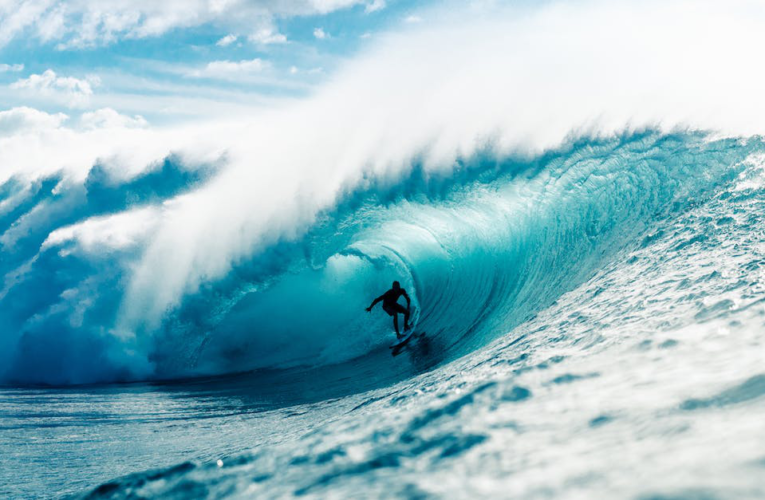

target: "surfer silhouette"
[366,281,411,338]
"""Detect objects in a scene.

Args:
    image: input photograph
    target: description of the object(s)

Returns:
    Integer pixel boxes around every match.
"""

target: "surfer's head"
[392,281,401,290]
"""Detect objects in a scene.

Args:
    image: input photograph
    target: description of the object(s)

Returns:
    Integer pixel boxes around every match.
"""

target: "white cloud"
[10,69,100,107]
[35,4,66,42]
[365,0,386,13]
[79,108,148,130]
[0,63,24,72]
[216,34,237,47]
[0,0,366,49]
[0,0,51,47]
[189,58,270,80]
[404,15,422,24]
[313,27,329,40]
[0,106,68,136]
[248,27,287,45]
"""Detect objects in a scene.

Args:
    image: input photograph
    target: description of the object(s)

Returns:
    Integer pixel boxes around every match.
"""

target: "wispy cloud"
[10,69,100,107]
[248,27,287,45]
[80,108,148,130]
[404,15,423,24]
[216,34,237,47]
[365,0,386,13]
[0,63,24,72]
[189,58,270,80]
[0,0,368,49]
[313,28,329,40]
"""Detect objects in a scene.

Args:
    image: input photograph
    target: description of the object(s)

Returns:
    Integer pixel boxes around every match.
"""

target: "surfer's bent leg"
[384,303,408,337]
[394,303,409,335]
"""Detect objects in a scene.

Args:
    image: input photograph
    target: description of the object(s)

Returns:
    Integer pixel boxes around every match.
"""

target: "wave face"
[1,131,761,387]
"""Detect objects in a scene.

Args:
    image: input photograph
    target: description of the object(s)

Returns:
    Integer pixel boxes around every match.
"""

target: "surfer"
[366,281,411,338]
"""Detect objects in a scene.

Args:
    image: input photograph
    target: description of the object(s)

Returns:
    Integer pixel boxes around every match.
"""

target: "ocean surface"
[3,131,765,498]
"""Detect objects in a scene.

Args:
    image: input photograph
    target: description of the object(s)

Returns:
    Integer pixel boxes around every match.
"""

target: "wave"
[1,131,761,386]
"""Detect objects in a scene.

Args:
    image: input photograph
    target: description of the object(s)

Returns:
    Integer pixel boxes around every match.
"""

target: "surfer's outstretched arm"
[366,295,384,312]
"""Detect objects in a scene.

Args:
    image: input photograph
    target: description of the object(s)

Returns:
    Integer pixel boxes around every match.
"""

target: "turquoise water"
[4,132,765,497]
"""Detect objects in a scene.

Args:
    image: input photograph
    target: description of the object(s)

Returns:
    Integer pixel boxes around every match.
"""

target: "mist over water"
[5,0,765,498]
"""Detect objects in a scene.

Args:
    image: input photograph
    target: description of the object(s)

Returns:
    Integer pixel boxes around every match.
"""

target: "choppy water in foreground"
[4,133,765,498]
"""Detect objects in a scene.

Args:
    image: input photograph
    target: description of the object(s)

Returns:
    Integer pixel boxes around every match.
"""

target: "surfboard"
[389,329,417,350]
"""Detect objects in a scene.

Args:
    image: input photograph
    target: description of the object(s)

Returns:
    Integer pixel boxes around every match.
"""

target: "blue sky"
[0,0,432,124]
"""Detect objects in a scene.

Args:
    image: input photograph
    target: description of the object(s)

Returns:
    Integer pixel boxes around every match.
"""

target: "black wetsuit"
[381,288,408,316]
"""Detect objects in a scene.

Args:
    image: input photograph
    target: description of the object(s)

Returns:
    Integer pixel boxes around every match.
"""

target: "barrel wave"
[2,131,761,389]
